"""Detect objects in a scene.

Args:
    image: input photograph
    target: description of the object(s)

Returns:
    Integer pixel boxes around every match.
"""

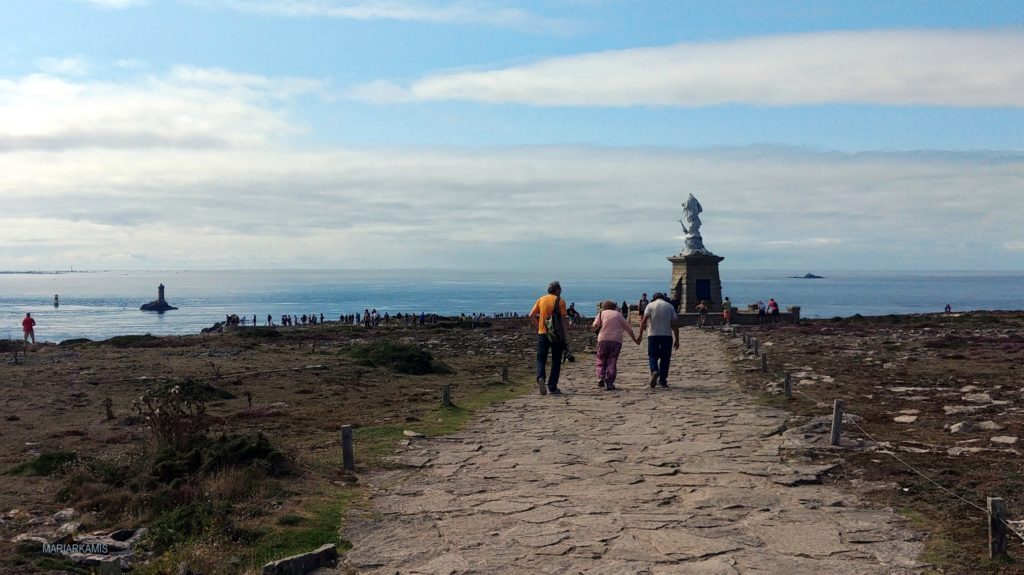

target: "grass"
[245,490,355,569]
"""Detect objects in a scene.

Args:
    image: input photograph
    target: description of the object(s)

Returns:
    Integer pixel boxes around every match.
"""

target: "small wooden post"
[441,384,453,407]
[743,334,750,348]
[752,338,760,357]
[830,399,844,446]
[341,425,355,471]
[501,366,508,382]
[761,353,768,372]
[12,351,18,365]
[989,497,1008,559]
[784,372,792,399]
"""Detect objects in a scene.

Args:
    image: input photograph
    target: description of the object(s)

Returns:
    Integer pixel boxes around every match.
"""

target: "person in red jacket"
[22,313,36,344]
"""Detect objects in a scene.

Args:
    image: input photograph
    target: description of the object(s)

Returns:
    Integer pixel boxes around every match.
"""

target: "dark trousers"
[537,335,566,390]
[647,335,673,384]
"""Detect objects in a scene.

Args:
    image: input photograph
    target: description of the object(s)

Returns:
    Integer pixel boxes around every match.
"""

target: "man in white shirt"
[639,293,679,388]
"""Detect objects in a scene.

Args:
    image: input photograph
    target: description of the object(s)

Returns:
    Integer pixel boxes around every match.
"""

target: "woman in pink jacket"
[592,301,641,391]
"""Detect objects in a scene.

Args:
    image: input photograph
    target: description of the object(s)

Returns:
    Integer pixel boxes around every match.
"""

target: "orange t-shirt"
[530,294,567,335]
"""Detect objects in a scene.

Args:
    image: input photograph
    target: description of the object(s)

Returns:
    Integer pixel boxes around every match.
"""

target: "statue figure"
[678,193,712,255]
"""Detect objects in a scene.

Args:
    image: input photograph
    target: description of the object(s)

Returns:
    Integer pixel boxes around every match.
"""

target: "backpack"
[545,295,566,344]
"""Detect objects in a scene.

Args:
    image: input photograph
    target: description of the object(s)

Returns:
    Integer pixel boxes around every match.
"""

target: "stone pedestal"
[668,254,725,313]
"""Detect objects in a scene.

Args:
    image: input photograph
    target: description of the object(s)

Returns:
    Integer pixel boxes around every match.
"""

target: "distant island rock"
[140,283,178,312]
[790,273,825,279]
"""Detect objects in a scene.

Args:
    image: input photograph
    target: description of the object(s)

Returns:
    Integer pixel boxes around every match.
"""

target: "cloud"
[350,29,1024,107]
[190,0,569,32]
[36,57,92,77]
[0,68,321,151]
[2,142,1022,270]
[1,69,1021,270]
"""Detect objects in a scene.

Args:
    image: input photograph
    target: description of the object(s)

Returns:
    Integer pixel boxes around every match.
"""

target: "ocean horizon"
[1,268,1021,343]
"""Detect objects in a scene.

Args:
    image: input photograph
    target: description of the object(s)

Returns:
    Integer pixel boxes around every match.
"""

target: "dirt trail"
[339,329,923,574]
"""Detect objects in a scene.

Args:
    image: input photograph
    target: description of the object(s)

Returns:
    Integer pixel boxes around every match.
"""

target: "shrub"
[133,379,218,450]
[347,341,452,375]
[6,451,77,476]
[100,334,161,348]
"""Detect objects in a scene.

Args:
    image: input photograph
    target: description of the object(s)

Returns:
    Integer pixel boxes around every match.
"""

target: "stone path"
[341,329,923,574]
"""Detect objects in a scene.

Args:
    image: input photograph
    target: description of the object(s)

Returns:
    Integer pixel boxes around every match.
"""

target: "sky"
[1,1,1023,272]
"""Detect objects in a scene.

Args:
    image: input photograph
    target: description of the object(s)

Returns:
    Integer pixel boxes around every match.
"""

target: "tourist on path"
[722,296,732,325]
[767,298,780,323]
[695,300,709,328]
[529,281,568,396]
[620,300,629,318]
[639,293,678,388]
[637,293,649,319]
[22,312,36,344]
[592,301,640,391]
[757,300,766,324]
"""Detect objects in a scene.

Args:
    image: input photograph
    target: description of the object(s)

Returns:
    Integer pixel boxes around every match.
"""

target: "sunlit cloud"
[350,29,1024,107]
[0,68,321,151]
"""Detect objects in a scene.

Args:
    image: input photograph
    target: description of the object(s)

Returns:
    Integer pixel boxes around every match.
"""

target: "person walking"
[529,281,569,395]
[592,301,641,391]
[722,296,732,326]
[22,312,36,344]
[639,293,679,388]
[637,293,649,319]
[695,300,709,328]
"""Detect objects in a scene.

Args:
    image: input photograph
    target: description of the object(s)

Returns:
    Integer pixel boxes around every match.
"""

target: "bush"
[347,341,452,375]
[133,379,234,450]
[236,328,282,339]
[100,334,161,348]
[58,338,93,347]
[151,433,289,484]
[6,451,77,476]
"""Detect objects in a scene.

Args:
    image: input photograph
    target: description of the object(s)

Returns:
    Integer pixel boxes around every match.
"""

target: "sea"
[0,269,1021,343]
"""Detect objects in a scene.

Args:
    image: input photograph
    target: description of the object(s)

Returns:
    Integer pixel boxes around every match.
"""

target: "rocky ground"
[729,311,1024,573]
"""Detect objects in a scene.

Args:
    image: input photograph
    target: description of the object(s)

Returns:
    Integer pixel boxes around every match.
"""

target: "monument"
[140,283,178,312]
[668,194,725,312]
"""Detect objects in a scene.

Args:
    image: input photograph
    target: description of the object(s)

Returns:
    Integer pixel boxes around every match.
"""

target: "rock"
[963,393,992,404]
[403,430,425,438]
[991,436,1018,445]
[978,421,1004,431]
[262,543,337,575]
[53,508,76,522]
[949,422,975,434]
[59,521,85,534]
[893,415,918,424]
[943,405,984,415]
[898,409,921,415]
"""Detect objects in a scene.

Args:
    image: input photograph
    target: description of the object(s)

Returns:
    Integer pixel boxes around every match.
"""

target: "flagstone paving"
[340,329,923,574]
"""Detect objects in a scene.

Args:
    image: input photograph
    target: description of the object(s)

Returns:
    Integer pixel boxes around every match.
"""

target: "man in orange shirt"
[528,281,568,396]
[22,312,36,344]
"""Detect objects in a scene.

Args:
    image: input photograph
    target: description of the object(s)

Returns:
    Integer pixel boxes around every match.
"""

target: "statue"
[678,193,712,256]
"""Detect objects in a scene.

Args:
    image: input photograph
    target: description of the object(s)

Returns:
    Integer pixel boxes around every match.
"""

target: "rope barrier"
[738,332,1024,545]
